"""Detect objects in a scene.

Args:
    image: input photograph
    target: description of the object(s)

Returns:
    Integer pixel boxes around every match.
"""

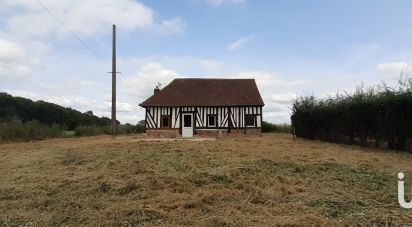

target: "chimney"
[154,85,160,95]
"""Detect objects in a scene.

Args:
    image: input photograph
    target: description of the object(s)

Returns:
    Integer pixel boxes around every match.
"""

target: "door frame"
[181,111,195,137]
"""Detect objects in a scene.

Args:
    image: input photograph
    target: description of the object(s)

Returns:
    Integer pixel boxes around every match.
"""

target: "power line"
[34,0,110,66]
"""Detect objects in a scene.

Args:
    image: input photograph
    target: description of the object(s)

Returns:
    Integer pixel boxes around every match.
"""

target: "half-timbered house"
[139,78,264,138]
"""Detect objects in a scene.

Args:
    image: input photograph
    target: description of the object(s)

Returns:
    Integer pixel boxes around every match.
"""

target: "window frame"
[245,114,256,127]
[160,115,171,128]
[207,114,217,127]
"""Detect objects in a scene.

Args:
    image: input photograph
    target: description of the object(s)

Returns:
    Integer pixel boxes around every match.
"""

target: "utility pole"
[111,24,117,135]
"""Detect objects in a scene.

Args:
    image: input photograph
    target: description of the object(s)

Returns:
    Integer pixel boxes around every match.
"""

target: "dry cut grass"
[1,133,412,226]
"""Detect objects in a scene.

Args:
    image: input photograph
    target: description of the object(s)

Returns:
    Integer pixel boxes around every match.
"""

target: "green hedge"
[291,77,412,151]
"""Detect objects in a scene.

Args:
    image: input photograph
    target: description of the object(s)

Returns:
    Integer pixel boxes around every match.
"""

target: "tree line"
[0,93,145,141]
[291,76,412,151]
[0,92,114,130]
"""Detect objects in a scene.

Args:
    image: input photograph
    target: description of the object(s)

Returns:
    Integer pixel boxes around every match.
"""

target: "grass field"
[1,133,412,226]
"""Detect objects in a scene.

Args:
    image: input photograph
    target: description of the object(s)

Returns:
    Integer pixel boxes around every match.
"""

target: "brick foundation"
[196,129,228,137]
[145,128,261,138]
[196,128,261,137]
[146,129,179,138]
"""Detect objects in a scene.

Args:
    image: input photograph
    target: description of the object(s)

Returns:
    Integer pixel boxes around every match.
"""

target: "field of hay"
[1,133,412,226]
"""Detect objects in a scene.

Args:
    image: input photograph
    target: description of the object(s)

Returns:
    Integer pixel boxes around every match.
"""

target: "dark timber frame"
[144,106,263,135]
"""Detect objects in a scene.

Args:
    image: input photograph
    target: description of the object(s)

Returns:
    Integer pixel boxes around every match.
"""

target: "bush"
[135,120,146,133]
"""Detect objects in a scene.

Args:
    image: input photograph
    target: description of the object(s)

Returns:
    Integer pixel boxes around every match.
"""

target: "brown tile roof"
[139,78,264,107]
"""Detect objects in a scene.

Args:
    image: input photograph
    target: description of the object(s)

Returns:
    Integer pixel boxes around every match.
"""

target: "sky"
[1,0,412,124]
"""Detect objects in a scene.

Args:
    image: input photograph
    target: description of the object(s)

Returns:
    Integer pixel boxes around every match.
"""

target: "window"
[245,114,256,127]
[161,115,171,128]
[208,115,217,127]
[183,114,192,127]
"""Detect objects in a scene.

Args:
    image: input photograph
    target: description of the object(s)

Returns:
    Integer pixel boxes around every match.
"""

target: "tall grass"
[0,119,144,142]
[0,119,64,141]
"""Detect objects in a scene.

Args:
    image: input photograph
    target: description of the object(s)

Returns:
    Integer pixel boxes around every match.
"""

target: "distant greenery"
[0,93,145,141]
[261,121,291,133]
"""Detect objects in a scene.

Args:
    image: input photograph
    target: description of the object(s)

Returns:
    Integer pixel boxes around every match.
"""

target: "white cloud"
[227,35,253,51]
[228,71,310,90]
[0,37,23,61]
[117,102,134,113]
[153,17,186,35]
[0,62,31,80]
[38,80,96,92]
[204,0,246,6]
[132,56,225,73]
[266,93,296,105]
[121,63,180,103]
[0,37,31,80]
[376,61,411,74]
[1,0,184,38]
[199,59,224,73]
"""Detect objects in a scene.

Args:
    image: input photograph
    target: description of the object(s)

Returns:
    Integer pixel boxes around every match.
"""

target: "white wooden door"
[182,113,193,138]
